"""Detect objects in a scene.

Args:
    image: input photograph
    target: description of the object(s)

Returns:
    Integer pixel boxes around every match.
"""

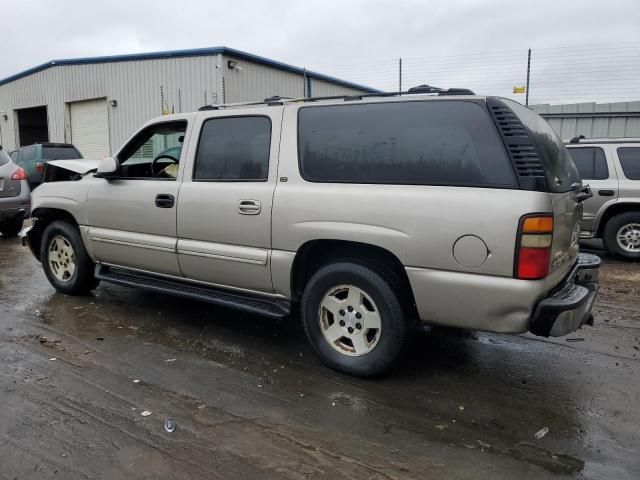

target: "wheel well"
[30,208,79,259]
[597,203,640,236]
[290,240,417,316]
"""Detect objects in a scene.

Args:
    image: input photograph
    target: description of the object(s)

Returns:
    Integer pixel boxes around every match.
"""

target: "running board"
[94,265,290,318]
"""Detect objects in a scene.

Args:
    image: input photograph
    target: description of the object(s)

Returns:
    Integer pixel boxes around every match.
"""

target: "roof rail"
[196,85,476,111]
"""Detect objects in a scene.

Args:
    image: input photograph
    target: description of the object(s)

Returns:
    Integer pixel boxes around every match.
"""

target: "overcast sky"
[2,0,640,104]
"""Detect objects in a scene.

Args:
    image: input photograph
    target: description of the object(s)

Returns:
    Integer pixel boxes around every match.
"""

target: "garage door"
[70,99,110,159]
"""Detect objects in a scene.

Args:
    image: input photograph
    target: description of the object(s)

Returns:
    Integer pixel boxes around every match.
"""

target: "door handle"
[155,194,175,208]
[598,189,615,197]
[238,199,261,215]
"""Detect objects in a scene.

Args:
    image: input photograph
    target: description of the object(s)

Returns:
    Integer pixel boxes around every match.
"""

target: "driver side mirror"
[95,157,120,179]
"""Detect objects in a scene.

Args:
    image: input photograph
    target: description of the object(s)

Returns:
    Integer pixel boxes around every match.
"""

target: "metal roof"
[0,46,379,92]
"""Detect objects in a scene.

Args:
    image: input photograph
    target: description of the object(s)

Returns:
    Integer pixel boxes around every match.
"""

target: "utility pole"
[526,48,531,106]
[399,58,403,93]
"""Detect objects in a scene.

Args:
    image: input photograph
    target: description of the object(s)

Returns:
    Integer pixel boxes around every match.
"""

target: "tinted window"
[501,99,581,193]
[617,147,640,180]
[0,150,10,166]
[21,146,36,162]
[298,101,516,187]
[568,147,608,180]
[42,146,82,160]
[194,116,271,181]
[10,151,19,162]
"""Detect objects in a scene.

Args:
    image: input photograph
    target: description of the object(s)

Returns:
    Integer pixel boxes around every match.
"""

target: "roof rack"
[196,85,476,111]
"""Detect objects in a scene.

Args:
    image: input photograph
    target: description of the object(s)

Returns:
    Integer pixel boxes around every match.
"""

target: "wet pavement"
[0,235,639,479]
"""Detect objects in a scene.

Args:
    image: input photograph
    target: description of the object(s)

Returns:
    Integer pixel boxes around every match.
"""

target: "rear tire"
[0,218,23,237]
[40,220,99,295]
[603,212,640,260]
[301,262,406,377]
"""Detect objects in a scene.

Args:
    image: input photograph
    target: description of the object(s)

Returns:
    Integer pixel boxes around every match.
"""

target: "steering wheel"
[151,154,179,177]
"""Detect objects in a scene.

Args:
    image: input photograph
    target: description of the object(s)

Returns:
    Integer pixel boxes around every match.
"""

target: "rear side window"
[617,147,640,180]
[194,116,271,181]
[42,146,82,160]
[298,101,516,187]
[0,150,10,166]
[9,151,19,162]
[501,99,581,193]
[568,147,608,180]
[21,146,36,163]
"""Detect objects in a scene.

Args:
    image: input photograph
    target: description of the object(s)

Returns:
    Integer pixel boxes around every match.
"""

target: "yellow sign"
[513,86,526,94]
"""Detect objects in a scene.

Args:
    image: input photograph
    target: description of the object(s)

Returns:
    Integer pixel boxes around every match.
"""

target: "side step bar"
[95,265,290,319]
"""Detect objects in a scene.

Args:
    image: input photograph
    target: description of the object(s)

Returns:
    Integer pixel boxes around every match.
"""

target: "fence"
[305,42,640,106]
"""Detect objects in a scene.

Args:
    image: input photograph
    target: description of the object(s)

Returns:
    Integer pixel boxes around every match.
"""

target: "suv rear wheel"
[0,218,23,237]
[603,212,640,260]
[41,220,99,295]
[301,262,406,377]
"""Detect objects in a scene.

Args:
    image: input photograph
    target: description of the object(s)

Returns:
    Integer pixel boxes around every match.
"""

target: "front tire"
[0,217,23,237]
[40,220,99,295]
[603,212,640,260]
[301,262,406,377]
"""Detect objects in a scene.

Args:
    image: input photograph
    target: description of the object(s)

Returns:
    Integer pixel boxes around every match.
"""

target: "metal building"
[533,101,640,140]
[0,47,375,157]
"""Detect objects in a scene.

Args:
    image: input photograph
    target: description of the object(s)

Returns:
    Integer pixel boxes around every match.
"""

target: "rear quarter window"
[568,147,608,180]
[298,101,516,188]
[617,147,640,180]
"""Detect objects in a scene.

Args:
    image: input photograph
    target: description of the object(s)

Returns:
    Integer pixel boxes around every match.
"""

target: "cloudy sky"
[2,0,640,104]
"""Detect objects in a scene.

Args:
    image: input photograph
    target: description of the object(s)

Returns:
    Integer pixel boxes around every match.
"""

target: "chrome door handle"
[238,199,261,215]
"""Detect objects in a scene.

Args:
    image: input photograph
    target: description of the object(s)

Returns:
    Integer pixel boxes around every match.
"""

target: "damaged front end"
[42,159,101,183]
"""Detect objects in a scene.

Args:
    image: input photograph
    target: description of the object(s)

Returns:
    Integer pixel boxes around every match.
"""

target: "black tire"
[40,220,99,295]
[602,212,640,260]
[0,217,23,237]
[301,262,406,377]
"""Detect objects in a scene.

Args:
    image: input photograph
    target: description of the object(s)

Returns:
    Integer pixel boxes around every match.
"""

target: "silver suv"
[23,90,600,376]
[567,137,640,259]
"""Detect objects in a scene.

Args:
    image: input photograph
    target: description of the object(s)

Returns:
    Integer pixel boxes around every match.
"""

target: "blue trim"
[0,46,380,93]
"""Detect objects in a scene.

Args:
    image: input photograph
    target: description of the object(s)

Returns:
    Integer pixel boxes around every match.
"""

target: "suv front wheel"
[41,220,99,295]
[301,262,406,377]
[603,212,640,260]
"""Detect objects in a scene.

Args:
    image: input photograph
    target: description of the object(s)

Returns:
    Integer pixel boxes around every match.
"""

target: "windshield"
[501,99,581,193]
[42,146,83,160]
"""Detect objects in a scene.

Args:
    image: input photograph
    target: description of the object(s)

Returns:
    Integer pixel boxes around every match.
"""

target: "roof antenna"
[569,135,585,144]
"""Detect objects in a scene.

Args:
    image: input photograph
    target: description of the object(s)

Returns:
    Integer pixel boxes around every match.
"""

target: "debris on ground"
[164,418,176,433]
[140,410,152,417]
[49,357,56,361]
[133,379,140,383]
[164,358,177,363]
[566,338,585,343]
[96,337,104,341]
[535,426,549,439]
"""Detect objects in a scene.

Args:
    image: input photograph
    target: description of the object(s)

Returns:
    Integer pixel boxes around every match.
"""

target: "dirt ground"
[0,236,639,480]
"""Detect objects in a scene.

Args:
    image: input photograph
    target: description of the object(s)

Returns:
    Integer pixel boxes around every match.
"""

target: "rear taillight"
[10,167,27,181]
[36,161,45,173]
[516,215,554,280]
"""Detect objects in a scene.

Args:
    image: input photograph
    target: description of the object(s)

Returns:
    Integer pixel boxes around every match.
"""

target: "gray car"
[567,137,640,259]
[23,91,600,376]
[0,147,30,237]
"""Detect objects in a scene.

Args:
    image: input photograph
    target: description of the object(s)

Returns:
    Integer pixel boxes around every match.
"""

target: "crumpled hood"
[46,159,101,175]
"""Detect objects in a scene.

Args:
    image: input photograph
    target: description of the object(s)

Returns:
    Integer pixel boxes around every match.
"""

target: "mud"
[0,236,639,479]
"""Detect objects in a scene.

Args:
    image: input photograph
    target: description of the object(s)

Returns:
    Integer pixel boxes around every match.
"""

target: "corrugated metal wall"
[0,54,370,154]
[0,55,220,153]
[533,101,640,140]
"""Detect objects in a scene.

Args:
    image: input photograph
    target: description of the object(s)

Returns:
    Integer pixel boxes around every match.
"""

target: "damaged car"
[22,89,600,376]
[0,147,31,237]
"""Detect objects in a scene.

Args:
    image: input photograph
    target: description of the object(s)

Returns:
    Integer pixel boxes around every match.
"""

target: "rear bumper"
[0,186,31,221]
[529,253,600,337]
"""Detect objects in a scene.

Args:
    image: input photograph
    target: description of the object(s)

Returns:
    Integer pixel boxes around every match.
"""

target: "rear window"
[298,101,516,187]
[0,150,10,166]
[617,147,640,180]
[42,146,82,160]
[501,99,581,193]
[568,147,609,180]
